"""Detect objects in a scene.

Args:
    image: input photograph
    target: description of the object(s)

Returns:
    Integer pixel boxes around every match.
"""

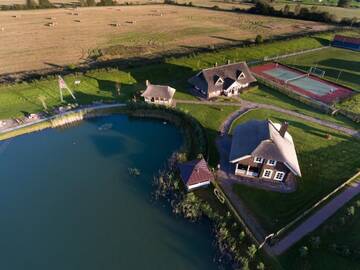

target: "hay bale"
[45,22,56,27]
[0,26,4,32]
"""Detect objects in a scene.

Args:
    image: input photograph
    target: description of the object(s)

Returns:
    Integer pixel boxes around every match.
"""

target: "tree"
[255,34,263,44]
[38,0,52,8]
[282,4,290,15]
[347,206,355,216]
[247,244,257,259]
[294,4,301,16]
[26,0,37,9]
[240,257,250,270]
[310,236,321,249]
[257,262,265,270]
[86,0,96,6]
[337,0,352,8]
[299,246,309,257]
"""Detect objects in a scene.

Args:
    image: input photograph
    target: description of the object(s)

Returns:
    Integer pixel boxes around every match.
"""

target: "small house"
[229,120,301,183]
[188,62,256,99]
[141,80,176,106]
[178,158,214,191]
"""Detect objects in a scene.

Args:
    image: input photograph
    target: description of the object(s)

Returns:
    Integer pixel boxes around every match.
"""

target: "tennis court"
[251,63,355,104]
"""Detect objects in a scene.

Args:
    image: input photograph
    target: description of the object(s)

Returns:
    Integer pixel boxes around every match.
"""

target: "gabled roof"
[141,84,176,100]
[178,158,214,187]
[229,120,301,177]
[188,62,257,94]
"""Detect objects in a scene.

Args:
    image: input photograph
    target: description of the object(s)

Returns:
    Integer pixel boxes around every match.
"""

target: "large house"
[141,80,176,106]
[178,158,214,191]
[229,120,301,183]
[188,62,257,99]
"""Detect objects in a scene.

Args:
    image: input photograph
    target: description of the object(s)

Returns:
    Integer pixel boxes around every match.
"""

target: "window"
[254,157,263,164]
[262,169,273,179]
[267,160,277,166]
[274,171,286,181]
[215,77,224,86]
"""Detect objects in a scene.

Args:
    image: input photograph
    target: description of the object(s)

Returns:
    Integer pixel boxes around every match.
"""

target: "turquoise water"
[0,115,220,270]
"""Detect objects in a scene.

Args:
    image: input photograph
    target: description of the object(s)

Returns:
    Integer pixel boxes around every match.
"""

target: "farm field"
[280,192,360,270]
[272,3,360,20]
[230,109,360,232]
[0,5,332,74]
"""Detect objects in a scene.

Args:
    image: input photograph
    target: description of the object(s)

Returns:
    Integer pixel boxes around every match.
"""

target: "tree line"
[0,0,120,10]
[248,0,359,27]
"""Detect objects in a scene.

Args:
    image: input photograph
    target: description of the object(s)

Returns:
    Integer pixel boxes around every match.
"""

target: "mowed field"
[0,5,332,74]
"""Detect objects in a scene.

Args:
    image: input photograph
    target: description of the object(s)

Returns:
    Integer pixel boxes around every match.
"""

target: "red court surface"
[251,62,355,104]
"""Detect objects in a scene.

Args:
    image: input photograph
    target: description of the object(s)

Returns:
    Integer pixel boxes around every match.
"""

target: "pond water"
[0,115,220,270]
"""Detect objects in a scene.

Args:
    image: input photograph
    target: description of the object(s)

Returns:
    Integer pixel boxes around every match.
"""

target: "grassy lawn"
[0,30,358,122]
[281,47,360,91]
[230,109,360,232]
[279,192,360,270]
[176,104,239,167]
[240,85,360,130]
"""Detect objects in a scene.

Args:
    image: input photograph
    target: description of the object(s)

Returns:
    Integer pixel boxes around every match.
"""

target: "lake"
[0,115,220,270]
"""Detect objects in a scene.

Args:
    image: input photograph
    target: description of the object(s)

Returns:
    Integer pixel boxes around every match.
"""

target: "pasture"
[0,5,332,74]
[272,2,360,20]
[231,109,360,232]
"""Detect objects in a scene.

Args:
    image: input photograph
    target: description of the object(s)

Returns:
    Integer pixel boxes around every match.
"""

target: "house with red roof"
[178,158,214,191]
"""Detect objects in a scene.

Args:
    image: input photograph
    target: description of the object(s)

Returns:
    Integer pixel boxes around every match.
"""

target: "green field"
[273,2,360,20]
[230,109,360,232]
[280,192,360,270]
[240,85,360,129]
[177,103,239,166]
[281,47,360,91]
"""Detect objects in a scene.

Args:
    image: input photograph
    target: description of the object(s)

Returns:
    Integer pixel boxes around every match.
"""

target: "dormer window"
[254,157,263,164]
[237,71,246,80]
[214,76,224,86]
[267,160,277,166]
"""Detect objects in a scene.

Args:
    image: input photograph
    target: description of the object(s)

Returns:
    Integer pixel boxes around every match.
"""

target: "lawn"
[176,103,239,167]
[279,192,360,270]
[240,85,360,130]
[281,47,360,91]
[230,109,360,232]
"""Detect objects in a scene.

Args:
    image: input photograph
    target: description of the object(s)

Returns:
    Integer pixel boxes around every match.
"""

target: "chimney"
[146,80,150,86]
[279,122,288,137]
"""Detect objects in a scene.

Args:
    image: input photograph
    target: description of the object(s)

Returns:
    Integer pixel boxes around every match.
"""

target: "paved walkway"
[0,103,126,135]
[272,177,360,255]
[176,98,360,138]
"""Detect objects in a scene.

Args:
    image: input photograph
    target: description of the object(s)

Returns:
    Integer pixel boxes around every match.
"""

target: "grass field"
[281,47,360,91]
[281,46,360,115]
[230,109,360,232]
[240,85,360,129]
[279,192,360,270]
[0,5,332,74]
[272,2,360,20]
[176,103,239,166]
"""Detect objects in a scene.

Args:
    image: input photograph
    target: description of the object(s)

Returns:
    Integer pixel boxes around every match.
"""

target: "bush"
[299,246,309,257]
[255,34,264,44]
[337,0,352,8]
